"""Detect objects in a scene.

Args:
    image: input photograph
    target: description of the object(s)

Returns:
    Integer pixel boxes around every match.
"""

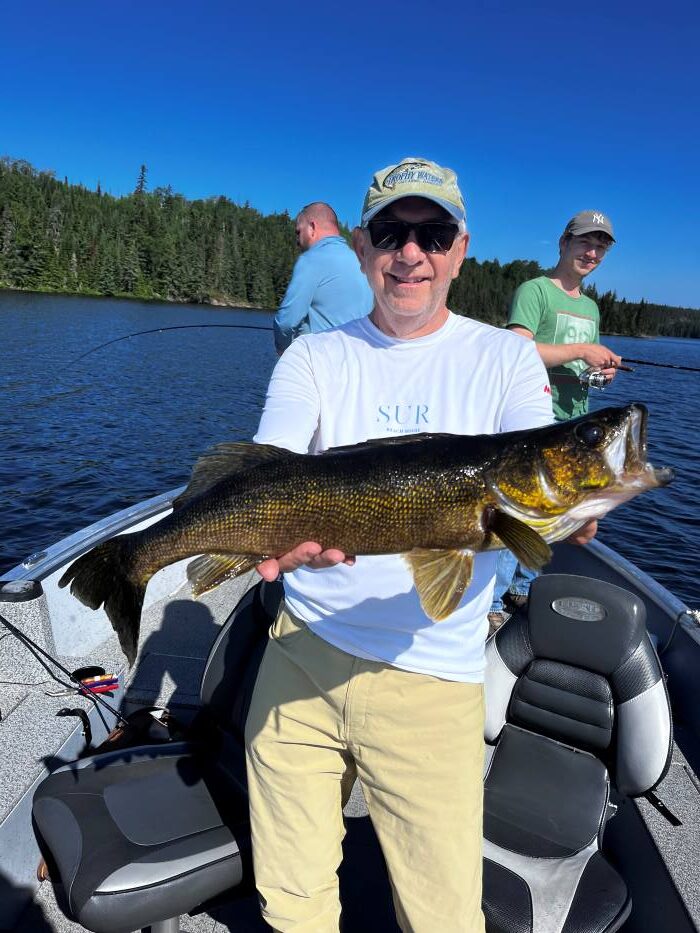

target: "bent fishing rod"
[58,323,700,374]
[58,322,274,373]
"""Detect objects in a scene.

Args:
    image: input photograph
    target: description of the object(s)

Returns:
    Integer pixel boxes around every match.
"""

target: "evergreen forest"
[1,157,698,338]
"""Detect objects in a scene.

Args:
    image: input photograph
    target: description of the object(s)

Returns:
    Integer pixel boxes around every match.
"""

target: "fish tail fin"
[58,539,147,666]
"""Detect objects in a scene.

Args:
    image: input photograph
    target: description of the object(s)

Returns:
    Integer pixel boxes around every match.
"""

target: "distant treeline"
[449,259,700,338]
[1,157,698,338]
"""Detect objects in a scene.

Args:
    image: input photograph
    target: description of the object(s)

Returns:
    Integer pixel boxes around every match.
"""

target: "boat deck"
[2,521,700,931]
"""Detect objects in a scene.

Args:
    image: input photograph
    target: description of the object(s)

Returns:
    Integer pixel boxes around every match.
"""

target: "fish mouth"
[608,404,674,488]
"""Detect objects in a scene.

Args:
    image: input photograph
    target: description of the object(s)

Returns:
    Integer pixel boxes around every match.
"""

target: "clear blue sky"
[2,0,698,308]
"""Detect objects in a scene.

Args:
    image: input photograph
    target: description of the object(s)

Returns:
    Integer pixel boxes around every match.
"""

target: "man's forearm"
[273,319,294,354]
[534,342,588,368]
[508,326,619,372]
[535,341,621,372]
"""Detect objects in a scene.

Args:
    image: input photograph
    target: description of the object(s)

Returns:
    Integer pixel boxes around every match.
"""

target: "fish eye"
[575,423,605,447]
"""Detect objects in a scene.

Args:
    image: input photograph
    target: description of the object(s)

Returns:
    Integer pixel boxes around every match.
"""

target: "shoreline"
[0,284,275,315]
[1,286,696,341]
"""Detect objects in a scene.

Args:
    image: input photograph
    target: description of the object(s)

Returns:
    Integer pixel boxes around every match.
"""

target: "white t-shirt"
[255,312,552,682]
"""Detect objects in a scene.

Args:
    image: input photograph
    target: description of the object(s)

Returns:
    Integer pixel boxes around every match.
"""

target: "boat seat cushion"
[33,743,244,933]
[483,849,630,933]
[509,659,614,754]
[199,579,281,744]
[486,575,672,796]
[484,725,609,858]
[483,725,629,932]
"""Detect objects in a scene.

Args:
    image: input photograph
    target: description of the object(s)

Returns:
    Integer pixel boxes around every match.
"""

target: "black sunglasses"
[366,219,459,253]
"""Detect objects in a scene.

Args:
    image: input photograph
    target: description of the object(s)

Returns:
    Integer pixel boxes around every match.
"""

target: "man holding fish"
[60,156,672,931]
[247,157,585,932]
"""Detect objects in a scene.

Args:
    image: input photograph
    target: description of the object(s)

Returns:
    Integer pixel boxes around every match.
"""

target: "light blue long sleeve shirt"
[274,235,373,352]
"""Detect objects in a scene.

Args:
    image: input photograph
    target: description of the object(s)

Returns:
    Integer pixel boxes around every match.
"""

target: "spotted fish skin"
[59,404,672,664]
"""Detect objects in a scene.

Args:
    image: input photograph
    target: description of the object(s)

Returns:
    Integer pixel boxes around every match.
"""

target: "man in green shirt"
[508,210,621,420]
[489,210,621,631]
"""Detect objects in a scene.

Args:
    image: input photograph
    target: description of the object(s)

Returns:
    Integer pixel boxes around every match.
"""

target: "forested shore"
[1,157,698,337]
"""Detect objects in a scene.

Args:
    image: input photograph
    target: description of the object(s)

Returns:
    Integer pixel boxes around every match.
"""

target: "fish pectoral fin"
[174,442,294,510]
[490,511,552,570]
[187,553,258,597]
[405,548,474,621]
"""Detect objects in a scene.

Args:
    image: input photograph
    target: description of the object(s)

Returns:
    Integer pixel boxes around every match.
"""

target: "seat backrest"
[485,574,672,796]
[198,579,283,743]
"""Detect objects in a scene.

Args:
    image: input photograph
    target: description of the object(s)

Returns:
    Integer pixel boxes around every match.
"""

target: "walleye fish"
[59,403,672,664]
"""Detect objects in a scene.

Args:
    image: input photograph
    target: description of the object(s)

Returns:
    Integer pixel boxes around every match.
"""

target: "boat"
[1,487,699,933]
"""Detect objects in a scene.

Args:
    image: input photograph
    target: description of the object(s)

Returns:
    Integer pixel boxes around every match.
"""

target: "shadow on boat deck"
[197,813,399,932]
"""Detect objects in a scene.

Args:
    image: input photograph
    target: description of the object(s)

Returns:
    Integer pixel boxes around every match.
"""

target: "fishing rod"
[581,355,700,389]
[58,323,700,375]
[620,358,700,374]
[0,611,130,727]
[59,322,274,373]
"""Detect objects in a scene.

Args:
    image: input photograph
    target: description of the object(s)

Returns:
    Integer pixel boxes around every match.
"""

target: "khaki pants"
[245,605,485,933]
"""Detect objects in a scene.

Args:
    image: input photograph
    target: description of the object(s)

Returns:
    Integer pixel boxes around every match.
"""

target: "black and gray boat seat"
[32,579,282,933]
[482,573,673,933]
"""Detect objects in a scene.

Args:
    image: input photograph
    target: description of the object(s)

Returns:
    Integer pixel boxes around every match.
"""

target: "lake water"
[1,290,698,609]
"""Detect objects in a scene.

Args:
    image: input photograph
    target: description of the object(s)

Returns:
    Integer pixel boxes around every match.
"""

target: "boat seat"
[482,573,673,933]
[33,579,282,933]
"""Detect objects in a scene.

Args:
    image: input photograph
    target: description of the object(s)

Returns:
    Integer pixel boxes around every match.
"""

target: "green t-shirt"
[508,276,600,421]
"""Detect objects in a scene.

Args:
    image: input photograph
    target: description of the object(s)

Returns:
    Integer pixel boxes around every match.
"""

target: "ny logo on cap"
[592,213,606,225]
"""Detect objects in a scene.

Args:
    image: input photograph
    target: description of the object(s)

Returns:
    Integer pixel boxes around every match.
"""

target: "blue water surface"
[1,290,698,608]
[589,333,700,609]
[1,291,277,575]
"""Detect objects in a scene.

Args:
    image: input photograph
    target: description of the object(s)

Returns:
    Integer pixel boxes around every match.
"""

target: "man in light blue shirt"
[274,201,373,353]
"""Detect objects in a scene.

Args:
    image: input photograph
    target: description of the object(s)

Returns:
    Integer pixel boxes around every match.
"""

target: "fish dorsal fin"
[326,432,455,456]
[405,548,475,621]
[490,510,552,570]
[173,442,292,510]
[187,553,258,597]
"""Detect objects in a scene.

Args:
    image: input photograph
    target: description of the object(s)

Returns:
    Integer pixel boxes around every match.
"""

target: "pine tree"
[134,164,148,197]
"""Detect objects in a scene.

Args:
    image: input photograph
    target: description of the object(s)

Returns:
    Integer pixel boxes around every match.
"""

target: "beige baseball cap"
[361,157,466,227]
